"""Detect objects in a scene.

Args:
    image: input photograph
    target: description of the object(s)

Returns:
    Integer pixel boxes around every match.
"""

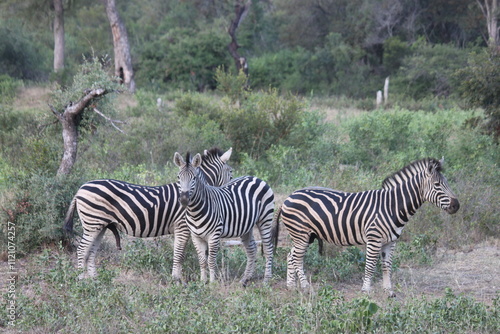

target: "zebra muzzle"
[179,192,190,207]
[446,197,460,214]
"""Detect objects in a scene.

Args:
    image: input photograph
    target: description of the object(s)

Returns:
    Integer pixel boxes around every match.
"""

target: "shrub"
[0,174,84,255]
[394,40,468,99]
[220,88,308,162]
[137,27,231,91]
[0,20,50,80]
[455,48,500,138]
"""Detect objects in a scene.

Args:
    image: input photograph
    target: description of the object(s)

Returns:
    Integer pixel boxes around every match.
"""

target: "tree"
[53,0,65,73]
[455,48,500,138]
[228,0,251,74]
[476,0,499,47]
[49,57,120,176]
[104,0,135,93]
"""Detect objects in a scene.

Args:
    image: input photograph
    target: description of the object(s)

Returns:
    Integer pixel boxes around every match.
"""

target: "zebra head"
[421,158,460,214]
[202,147,233,186]
[174,152,203,208]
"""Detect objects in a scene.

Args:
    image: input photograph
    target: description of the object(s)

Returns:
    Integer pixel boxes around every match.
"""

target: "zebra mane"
[203,147,223,160]
[185,152,192,166]
[381,158,442,190]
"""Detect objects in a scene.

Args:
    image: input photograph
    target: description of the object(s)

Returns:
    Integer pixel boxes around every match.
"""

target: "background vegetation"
[0,0,499,332]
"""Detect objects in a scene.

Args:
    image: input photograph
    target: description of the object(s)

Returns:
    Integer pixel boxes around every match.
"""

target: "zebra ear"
[427,159,442,174]
[439,156,445,165]
[173,152,185,168]
[220,147,232,163]
[192,153,202,168]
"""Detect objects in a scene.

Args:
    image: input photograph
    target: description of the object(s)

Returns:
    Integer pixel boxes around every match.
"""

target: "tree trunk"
[228,0,252,74]
[53,0,65,72]
[476,0,499,47]
[104,0,136,93]
[52,89,107,176]
[57,111,78,176]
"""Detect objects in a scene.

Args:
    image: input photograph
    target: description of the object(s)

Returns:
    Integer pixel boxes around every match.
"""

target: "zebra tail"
[272,206,282,255]
[63,197,77,234]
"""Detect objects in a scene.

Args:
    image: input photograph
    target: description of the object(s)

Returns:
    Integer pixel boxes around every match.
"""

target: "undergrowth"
[0,246,498,333]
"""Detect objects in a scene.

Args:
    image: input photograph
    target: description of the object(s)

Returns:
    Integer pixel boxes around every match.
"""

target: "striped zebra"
[64,147,233,280]
[173,152,275,286]
[274,158,459,297]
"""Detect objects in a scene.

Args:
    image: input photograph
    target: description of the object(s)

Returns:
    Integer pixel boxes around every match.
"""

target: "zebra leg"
[207,236,221,283]
[86,228,106,278]
[240,231,257,287]
[288,239,310,289]
[286,252,297,288]
[77,228,105,279]
[171,222,191,282]
[191,235,209,283]
[361,240,382,294]
[381,241,396,297]
[258,222,274,284]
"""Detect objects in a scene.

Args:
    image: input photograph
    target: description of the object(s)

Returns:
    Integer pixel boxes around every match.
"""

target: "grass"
[1,238,498,333]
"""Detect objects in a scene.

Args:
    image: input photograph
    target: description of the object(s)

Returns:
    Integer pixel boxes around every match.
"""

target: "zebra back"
[65,147,233,238]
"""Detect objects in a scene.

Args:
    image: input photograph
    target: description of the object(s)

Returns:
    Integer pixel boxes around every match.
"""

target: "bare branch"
[93,107,127,134]
[66,88,107,117]
[48,103,63,121]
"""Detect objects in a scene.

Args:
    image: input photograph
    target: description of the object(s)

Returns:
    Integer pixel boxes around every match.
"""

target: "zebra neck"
[186,175,213,221]
[391,175,425,224]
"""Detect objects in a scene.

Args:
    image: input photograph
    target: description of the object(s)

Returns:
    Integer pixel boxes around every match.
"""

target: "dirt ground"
[311,240,500,305]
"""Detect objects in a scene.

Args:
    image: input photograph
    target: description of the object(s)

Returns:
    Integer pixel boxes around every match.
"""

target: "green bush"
[0,20,50,80]
[136,27,231,91]
[0,74,23,103]
[393,40,468,99]
[455,48,500,138]
[250,34,377,97]
[383,36,410,72]
[220,88,309,162]
[0,174,84,255]
[338,108,495,173]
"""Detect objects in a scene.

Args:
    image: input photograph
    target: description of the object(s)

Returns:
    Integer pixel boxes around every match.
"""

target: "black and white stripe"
[64,147,233,279]
[275,158,459,296]
[174,152,275,286]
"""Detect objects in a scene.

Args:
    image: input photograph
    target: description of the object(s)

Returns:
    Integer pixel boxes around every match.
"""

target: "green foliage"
[219,87,310,162]
[302,243,366,284]
[339,108,496,173]
[455,48,500,138]
[394,40,468,99]
[215,66,250,103]
[49,55,119,134]
[393,232,438,268]
[0,74,23,103]
[250,35,376,97]
[0,19,50,80]
[3,246,498,333]
[383,36,411,72]
[376,288,499,333]
[0,174,84,255]
[137,26,231,91]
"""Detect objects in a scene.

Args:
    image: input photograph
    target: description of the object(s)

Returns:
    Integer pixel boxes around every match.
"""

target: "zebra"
[274,158,459,297]
[64,147,233,280]
[173,151,275,286]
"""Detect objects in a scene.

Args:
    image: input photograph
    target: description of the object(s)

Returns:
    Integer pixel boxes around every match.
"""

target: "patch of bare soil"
[316,241,499,305]
[393,241,499,304]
